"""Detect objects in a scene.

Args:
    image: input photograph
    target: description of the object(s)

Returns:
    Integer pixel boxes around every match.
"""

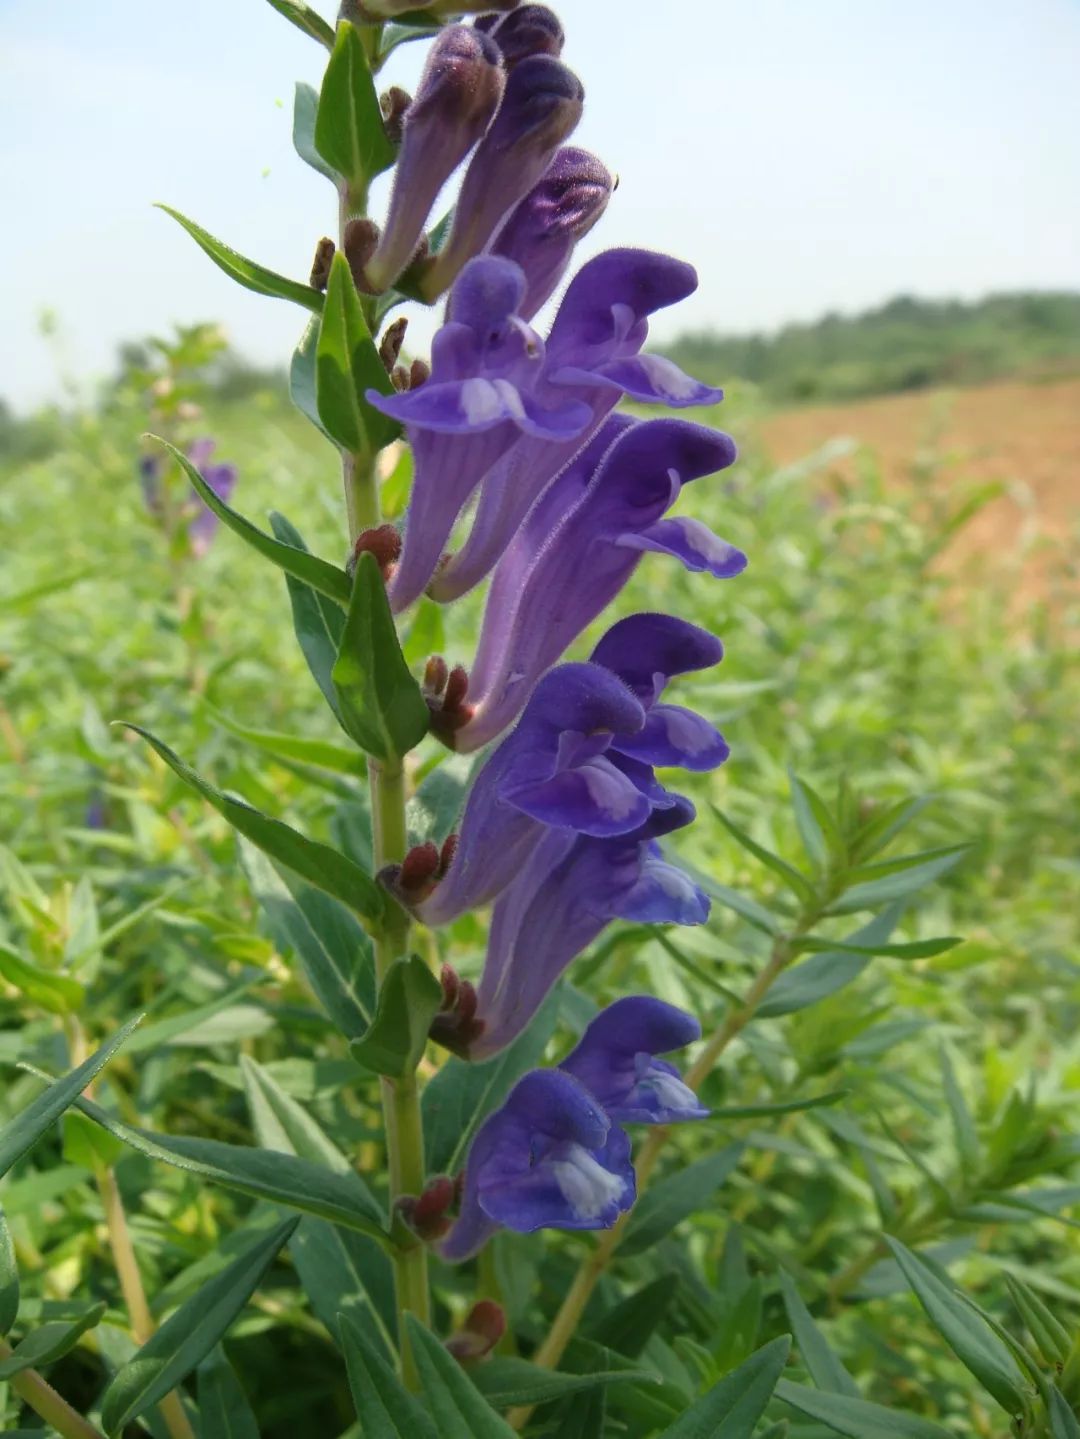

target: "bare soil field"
[758,375,1080,600]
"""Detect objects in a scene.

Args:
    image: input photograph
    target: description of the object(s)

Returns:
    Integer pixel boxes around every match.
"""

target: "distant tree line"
[664,291,1080,404]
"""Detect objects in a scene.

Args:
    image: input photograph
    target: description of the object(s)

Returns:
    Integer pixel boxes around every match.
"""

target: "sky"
[1,0,1078,409]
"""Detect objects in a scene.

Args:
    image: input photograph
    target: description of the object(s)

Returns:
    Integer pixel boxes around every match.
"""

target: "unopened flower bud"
[378,316,408,372]
[395,1174,457,1242]
[400,841,441,894]
[421,56,584,298]
[445,1300,507,1364]
[309,236,336,291]
[479,5,564,68]
[429,973,484,1058]
[365,27,504,292]
[348,523,401,582]
[342,217,380,293]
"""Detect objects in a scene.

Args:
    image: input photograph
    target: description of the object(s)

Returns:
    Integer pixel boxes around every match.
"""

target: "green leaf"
[709,1090,848,1121]
[423,990,560,1175]
[350,956,442,1078]
[101,1219,297,1435]
[587,1276,676,1358]
[828,846,969,913]
[884,1238,1028,1414]
[407,756,470,846]
[128,725,384,928]
[339,1312,438,1439]
[404,1315,516,1438]
[939,1045,982,1179]
[621,1144,744,1258]
[851,796,932,862]
[1004,1275,1071,1366]
[316,253,399,455]
[703,882,781,935]
[0,1016,141,1178]
[1049,1386,1080,1439]
[402,597,446,668]
[157,205,323,312]
[775,1380,954,1436]
[0,1206,19,1336]
[315,21,396,190]
[778,1272,859,1396]
[290,314,336,442]
[205,702,363,775]
[789,771,842,870]
[197,1346,260,1439]
[659,1336,791,1438]
[156,438,351,603]
[332,550,429,763]
[69,1094,393,1246]
[472,1356,657,1409]
[266,0,335,47]
[240,842,376,1036]
[0,942,83,1014]
[0,1302,106,1378]
[62,1109,126,1169]
[269,511,349,721]
[758,906,902,1018]
[794,933,962,960]
[712,807,817,903]
[294,82,339,183]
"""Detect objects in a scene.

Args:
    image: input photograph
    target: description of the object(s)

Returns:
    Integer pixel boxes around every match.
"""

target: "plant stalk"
[0,1336,106,1439]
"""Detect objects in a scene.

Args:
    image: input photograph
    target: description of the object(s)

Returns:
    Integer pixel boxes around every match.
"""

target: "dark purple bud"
[421,57,585,299]
[396,1174,457,1242]
[378,316,408,372]
[481,5,564,68]
[366,27,505,292]
[400,841,442,896]
[348,523,401,582]
[490,146,614,319]
[445,1300,507,1363]
[309,236,336,291]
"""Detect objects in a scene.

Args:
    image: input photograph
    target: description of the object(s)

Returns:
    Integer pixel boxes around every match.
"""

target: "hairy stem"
[0,1336,106,1439]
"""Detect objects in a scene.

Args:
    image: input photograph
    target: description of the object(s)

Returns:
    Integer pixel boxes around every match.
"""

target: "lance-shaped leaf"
[290,314,337,442]
[712,805,817,904]
[315,21,396,191]
[266,0,334,47]
[157,439,351,604]
[197,1347,260,1439]
[1049,1386,1080,1439]
[404,1315,516,1438]
[828,845,970,913]
[0,942,83,1014]
[332,551,429,763]
[269,512,348,721]
[621,1144,745,1258]
[0,1207,17,1335]
[659,1336,791,1438]
[1004,1275,1071,1367]
[294,81,340,181]
[340,1312,439,1439]
[101,1219,297,1435]
[66,1093,393,1246]
[350,956,442,1078]
[316,253,399,455]
[778,1272,860,1397]
[128,726,384,928]
[0,1015,141,1178]
[0,1302,106,1379]
[472,1357,657,1409]
[157,205,324,313]
[775,1380,954,1437]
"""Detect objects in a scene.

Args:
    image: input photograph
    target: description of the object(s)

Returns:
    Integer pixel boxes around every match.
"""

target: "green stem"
[0,1337,105,1439]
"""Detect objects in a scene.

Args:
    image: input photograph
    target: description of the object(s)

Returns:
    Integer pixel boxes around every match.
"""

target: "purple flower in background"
[440,1069,634,1261]
[429,248,725,605]
[185,439,238,556]
[420,56,585,298]
[489,146,613,321]
[560,997,709,1124]
[450,416,743,753]
[458,799,709,1060]
[365,27,504,293]
[389,661,648,925]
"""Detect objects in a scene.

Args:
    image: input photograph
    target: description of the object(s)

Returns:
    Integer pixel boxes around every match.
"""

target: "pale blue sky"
[2,0,1078,408]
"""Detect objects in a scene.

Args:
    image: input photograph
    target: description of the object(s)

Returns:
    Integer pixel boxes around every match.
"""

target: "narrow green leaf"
[621,1144,744,1258]
[0,943,83,1014]
[350,956,442,1077]
[128,725,384,928]
[268,511,349,720]
[339,1312,438,1439]
[775,1379,954,1436]
[885,1237,1027,1414]
[423,990,560,1175]
[1004,1275,1071,1366]
[197,1346,260,1439]
[842,842,968,886]
[472,1356,656,1408]
[939,1045,982,1179]
[851,796,933,862]
[156,438,351,603]
[0,1016,141,1178]
[101,1219,297,1435]
[758,906,902,1018]
[1049,1386,1080,1439]
[267,0,335,47]
[404,1315,516,1438]
[205,702,363,775]
[659,1336,791,1438]
[788,771,840,869]
[316,252,398,454]
[332,550,429,763]
[709,1090,848,1121]
[0,1207,19,1336]
[69,1094,393,1246]
[315,21,396,188]
[587,1276,677,1358]
[0,1302,106,1378]
[794,933,962,960]
[157,205,323,312]
[828,846,969,913]
[294,81,339,181]
[290,314,336,441]
[703,882,781,935]
[712,807,817,903]
[778,1272,859,1396]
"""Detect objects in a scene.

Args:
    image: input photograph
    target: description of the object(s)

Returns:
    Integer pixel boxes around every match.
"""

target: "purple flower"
[429,249,725,605]
[399,661,648,927]
[560,997,709,1124]
[476,5,565,68]
[488,146,613,321]
[440,1069,634,1261]
[185,439,238,556]
[463,799,709,1060]
[419,56,585,299]
[369,257,592,612]
[365,27,504,293]
[452,416,743,753]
